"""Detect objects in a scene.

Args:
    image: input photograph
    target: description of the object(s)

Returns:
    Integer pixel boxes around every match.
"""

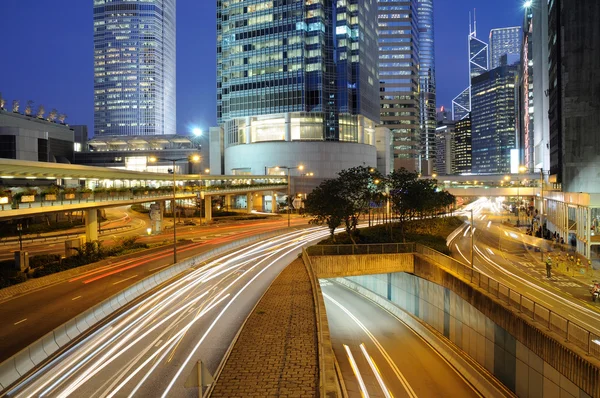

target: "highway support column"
[271,192,278,214]
[247,192,253,214]
[85,209,98,242]
[204,195,212,223]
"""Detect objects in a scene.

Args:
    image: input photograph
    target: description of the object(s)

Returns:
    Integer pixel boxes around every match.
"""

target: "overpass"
[303,244,600,398]
[0,158,288,241]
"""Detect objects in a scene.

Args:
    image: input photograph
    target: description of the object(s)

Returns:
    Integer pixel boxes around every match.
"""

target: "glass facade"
[469,34,488,80]
[378,0,421,171]
[217,0,379,145]
[454,114,472,173]
[93,0,176,137]
[489,27,521,69]
[471,65,518,175]
[417,0,436,167]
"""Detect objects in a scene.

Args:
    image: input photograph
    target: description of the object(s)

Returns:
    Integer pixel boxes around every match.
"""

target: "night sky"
[0,1,523,136]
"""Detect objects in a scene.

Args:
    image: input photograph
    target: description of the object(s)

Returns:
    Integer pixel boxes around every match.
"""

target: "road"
[321,280,484,398]
[0,216,310,362]
[4,227,331,397]
[450,199,600,336]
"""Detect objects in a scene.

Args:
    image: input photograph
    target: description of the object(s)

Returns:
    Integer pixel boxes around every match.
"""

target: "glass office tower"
[378,0,421,172]
[417,0,436,172]
[489,27,521,69]
[471,64,518,175]
[93,0,176,137]
[217,0,380,146]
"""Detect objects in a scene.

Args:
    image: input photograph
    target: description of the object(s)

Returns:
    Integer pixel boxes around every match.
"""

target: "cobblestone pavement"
[210,259,318,398]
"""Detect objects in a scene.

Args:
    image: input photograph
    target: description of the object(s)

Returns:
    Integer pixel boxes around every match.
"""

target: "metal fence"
[306,242,600,359]
[414,244,600,359]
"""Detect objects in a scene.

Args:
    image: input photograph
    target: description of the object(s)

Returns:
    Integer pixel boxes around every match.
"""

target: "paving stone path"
[210,259,318,398]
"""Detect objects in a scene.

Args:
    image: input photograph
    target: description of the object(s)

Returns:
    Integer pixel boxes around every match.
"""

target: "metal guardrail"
[307,243,600,360]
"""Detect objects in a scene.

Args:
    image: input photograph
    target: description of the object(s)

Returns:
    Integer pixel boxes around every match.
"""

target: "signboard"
[0,197,8,204]
[44,194,57,201]
[65,193,76,200]
[20,195,35,203]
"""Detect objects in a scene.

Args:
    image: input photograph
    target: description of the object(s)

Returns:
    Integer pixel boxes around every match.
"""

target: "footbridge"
[0,158,288,241]
[302,243,600,398]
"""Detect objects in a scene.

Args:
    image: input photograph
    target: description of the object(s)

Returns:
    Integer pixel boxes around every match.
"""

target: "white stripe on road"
[112,275,139,285]
[14,318,27,325]
[72,296,82,301]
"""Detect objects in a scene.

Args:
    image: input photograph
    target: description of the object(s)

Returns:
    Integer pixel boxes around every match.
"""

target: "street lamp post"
[470,209,474,268]
[149,154,200,264]
[540,168,545,261]
[276,165,304,227]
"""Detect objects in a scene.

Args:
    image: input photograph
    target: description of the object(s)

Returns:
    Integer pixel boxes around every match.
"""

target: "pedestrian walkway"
[210,259,318,398]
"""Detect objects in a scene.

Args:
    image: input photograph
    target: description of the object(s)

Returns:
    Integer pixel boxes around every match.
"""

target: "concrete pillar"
[271,192,278,214]
[225,194,233,210]
[245,117,252,144]
[150,201,164,233]
[204,195,212,222]
[85,209,98,242]
[284,113,291,141]
[247,192,253,213]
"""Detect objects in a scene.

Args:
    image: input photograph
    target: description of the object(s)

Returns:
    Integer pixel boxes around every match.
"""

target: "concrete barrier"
[0,229,286,392]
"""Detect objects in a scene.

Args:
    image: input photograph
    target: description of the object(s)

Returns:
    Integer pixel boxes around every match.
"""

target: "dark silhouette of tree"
[304,179,348,240]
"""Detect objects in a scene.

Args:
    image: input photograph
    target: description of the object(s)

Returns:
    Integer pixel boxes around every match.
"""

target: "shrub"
[29,254,61,269]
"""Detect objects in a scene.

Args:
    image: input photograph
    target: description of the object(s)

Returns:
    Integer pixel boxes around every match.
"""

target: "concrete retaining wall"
[311,253,414,278]
[339,271,593,398]
[0,230,283,392]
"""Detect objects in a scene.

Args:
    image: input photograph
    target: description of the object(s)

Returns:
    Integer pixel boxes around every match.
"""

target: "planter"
[81,193,91,199]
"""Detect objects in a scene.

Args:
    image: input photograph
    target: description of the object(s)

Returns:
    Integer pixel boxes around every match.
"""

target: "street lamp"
[148,154,200,264]
[516,165,527,225]
[275,165,304,227]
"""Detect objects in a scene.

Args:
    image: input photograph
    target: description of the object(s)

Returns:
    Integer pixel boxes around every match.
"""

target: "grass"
[318,216,464,255]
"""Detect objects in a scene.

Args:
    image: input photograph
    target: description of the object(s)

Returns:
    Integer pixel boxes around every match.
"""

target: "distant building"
[471,65,518,174]
[417,0,437,174]
[548,0,600,193]
[454,115,472,174]
[93,0,176,136]
[74,134,206,175]
[434,122,456,175]
[452,13,488,121]
[436,106,453,125]
[379,0,421,172]
[489,27,521,69]
[0,108,74,163]
[70,125,88,153]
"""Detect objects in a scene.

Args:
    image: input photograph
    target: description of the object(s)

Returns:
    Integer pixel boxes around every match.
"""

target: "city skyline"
[0,1,522,136]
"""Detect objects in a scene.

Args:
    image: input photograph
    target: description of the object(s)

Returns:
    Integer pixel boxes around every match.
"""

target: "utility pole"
[540,168,544,261]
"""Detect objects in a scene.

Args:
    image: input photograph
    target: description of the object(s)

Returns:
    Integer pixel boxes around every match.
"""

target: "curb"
[0,229,286,393]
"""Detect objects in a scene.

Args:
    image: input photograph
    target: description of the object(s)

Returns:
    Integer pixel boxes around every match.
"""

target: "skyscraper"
[378,0,421,172]
[489,27,521,69]
[454,115,472,174]
[417,0,436,173]
[452,14,488,121]
[93,0,176,137]
[217,0,381,179]
[471,64,518,174]
[434,122,455,175]
[548,0,600,193]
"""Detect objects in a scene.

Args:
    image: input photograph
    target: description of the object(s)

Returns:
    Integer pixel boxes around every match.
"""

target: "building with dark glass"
[217,0,381,179]
[417,0,436,173]
[471,64,518,174]
[93,0,176,137]
[378,0,421,172]
[548,0,600,193]
[454,114,472,174]
[434,122,455,175]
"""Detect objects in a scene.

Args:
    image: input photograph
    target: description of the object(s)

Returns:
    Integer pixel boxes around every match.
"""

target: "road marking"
[72,296,82,301]
[149,264,172,272]
[14,318,27,325]
[112,274,139,285]
[344,345,370,398]
[360,343,392,398]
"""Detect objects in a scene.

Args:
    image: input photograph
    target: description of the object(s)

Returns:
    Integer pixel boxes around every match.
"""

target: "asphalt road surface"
[451,199,600,337]
[5,227,332,397]
[0,217,309,362]
[321,281,483,398]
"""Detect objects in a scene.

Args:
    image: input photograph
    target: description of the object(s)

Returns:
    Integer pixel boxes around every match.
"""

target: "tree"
[304,179,348,240]
[336,166,383,236]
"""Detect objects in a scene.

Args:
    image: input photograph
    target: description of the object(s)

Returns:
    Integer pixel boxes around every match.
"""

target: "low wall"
[311,253,600,398]
[311,253,414,278]
[0,230,284,393]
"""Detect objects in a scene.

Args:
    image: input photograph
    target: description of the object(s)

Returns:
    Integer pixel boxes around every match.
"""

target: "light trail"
[359,343,391,398]
[344,345,370,398]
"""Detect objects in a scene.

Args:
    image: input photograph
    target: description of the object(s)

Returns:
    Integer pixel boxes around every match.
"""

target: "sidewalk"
[210,259,318,398]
